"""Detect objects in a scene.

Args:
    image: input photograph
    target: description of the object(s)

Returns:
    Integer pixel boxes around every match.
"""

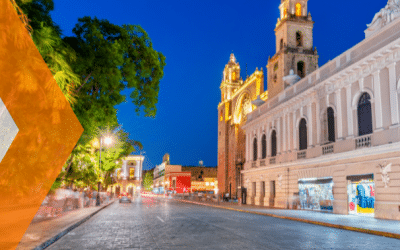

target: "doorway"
[241,188,247,204]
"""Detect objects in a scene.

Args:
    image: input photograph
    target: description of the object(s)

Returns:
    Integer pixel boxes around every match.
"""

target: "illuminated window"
[130,168,135,179]
[296,3,302,16]
[220,110,223,121]
[284,8,287,18]
[232,71,236,81]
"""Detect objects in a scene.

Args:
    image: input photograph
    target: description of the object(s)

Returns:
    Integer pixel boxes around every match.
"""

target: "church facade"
[218,0,400,220]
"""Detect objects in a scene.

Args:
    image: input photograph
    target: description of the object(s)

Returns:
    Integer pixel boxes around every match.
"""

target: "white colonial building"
[239,0,400,220]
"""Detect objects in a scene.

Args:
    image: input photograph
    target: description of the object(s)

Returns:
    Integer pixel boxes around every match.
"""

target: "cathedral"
[218,0,400,220]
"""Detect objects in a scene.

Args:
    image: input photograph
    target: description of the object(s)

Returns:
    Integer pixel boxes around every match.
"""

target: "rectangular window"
[252,182,256,196]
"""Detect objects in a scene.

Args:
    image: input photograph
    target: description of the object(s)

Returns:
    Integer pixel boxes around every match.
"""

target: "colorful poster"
[347,179,374,215]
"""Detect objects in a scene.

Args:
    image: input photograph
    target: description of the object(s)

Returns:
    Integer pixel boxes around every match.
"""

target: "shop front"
[298,177,334,211]
[347,174,375,216]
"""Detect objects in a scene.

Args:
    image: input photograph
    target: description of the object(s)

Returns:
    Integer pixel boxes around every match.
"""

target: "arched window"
[280,39,284,50]
[253,137,258,161]
[327,107,335,142]
[297,61,305,78]
[262,134,267,159]
[358,93,373,136]
[299,118,308,150]
[284,8,287,18]
[296,31,303,47]
[296,3,302,16]
[271,130,277,157]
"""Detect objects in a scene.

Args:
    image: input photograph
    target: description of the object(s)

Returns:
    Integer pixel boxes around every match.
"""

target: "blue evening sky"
[51,0,385,170]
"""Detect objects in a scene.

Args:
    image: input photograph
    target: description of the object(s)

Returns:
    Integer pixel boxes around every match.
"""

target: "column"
[335,88,343,139]
[307,103,313,147]
[293,111,297,150]
[122,160,128,180]
[277,118,281,154]
[257,127,262,160]
[346,85,354,138]
[316,101,321,145]
[283,114,287,153]
[266,124,271,157]
[372,70,383,130]
[388,62,399,126]
[246,133,249,162]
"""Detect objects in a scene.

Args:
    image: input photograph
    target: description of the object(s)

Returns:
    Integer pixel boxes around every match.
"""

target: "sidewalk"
[171,196,400,240]
[16,200,115,250]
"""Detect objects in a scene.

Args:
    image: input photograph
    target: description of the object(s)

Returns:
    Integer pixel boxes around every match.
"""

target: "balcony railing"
[297,151,306,159]
[252,161,257,168]
[269,157,276,164]
[260,159,266,166]
[322,144,334,155]
[355,134,372,149]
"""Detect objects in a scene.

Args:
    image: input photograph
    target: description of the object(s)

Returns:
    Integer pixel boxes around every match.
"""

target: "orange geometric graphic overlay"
[0,1,83,249]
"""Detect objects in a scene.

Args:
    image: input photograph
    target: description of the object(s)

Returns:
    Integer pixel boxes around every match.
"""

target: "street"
[47,196,400,250]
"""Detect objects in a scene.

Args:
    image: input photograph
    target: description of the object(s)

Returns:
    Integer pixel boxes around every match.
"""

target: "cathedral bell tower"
[266,0,319,99]
[220,53,242,103]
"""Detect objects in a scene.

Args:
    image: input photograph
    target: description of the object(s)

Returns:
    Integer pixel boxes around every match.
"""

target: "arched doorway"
[299,118,308,150]
[253,137,258,161]
[271,130,277,157]
[357,93,373,136]
[327,107,335,142]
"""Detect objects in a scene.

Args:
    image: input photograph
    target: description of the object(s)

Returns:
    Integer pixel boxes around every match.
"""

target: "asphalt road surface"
[47,196,400,250]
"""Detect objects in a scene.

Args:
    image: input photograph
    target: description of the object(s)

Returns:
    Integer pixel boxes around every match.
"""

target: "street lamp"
[97,135,113,206]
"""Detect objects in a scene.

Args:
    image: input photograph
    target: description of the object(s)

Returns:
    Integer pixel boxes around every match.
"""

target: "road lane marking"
[157,216,165,223]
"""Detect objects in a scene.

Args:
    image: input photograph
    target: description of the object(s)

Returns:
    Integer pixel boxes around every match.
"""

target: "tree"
[15,0,81,104]
[143,171,154,191]
[14,1,165,191]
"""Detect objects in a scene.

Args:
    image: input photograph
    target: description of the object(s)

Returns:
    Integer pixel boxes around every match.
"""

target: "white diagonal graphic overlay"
[0,97,19,163]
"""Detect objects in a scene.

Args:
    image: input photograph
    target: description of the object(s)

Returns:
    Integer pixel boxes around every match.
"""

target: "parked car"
[119,195,132,203]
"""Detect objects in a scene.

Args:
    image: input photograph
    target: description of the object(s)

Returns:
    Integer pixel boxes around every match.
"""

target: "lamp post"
[96,135,112,206]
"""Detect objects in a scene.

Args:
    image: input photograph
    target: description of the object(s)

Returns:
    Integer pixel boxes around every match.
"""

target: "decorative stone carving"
[283,69,301,87]
[366,0,400,38]
[277,174,283,188]
[251,95,265,107]
[379,162,392,188]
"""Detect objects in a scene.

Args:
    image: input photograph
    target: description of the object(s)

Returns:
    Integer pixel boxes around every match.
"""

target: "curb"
[32,201,115,250]
[172,198,400,240]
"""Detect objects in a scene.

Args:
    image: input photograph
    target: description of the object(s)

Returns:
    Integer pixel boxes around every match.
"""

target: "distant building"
[108,155,144,196]
[153,154,218,193]
[182,166,218,192]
